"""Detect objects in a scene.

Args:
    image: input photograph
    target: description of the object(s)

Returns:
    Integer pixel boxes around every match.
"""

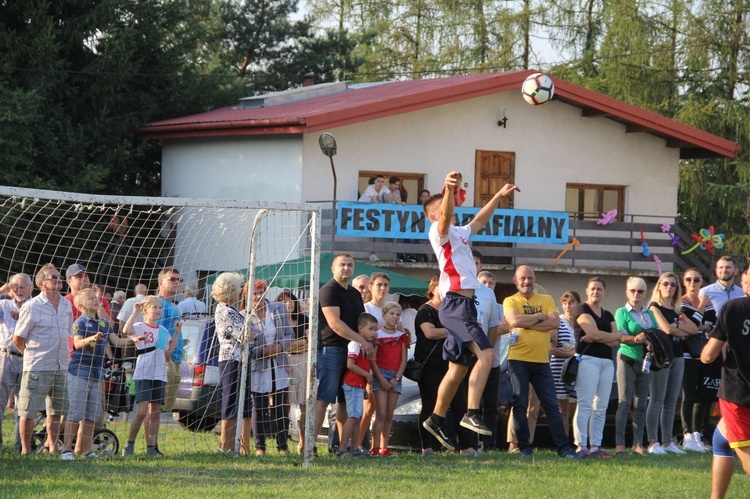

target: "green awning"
[205,253,428,296]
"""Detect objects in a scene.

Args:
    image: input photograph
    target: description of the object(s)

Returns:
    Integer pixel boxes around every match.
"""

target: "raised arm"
[468,183,521,235]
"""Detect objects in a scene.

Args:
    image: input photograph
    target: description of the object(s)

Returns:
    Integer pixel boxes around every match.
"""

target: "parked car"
[172,316,223,432]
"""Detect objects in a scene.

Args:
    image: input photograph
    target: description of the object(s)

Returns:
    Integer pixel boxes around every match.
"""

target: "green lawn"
[2,415,750,498]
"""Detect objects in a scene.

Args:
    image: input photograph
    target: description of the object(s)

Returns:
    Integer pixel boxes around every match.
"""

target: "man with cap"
[64,263,112,322]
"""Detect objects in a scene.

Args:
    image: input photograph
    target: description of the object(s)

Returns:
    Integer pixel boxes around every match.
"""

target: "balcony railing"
[312,202,717,276]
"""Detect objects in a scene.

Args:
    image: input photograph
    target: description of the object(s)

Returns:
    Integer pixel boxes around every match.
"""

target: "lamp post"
[318,132,337,249]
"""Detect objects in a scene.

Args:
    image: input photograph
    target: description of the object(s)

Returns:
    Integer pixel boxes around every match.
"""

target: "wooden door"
[474,151,515,208]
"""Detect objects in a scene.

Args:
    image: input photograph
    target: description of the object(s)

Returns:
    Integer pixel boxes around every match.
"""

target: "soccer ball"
[521,73,555,105]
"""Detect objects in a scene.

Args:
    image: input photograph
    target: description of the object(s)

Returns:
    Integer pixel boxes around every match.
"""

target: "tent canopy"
[206,253,428,296]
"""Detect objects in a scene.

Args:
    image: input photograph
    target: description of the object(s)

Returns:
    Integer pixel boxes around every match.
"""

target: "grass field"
[2,415,750,498]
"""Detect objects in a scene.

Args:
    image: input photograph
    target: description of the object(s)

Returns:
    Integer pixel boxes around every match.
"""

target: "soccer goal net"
[0,185,321,462]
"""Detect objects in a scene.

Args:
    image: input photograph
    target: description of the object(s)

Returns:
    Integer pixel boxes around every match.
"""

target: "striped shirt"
[429,222,480,296]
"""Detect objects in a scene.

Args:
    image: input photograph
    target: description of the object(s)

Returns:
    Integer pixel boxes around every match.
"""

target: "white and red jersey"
[429,222,481,296]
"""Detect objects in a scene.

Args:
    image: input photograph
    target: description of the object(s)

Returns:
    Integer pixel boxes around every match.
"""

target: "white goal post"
[0,185,321,463]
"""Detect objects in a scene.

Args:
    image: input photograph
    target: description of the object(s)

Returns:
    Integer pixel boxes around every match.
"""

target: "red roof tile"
[136,70,739,159]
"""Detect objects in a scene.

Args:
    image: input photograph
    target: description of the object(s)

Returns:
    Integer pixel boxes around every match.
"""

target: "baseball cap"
[66,263,87,280]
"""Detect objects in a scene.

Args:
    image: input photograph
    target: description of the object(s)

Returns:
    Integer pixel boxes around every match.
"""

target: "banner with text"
[337,202,569,244]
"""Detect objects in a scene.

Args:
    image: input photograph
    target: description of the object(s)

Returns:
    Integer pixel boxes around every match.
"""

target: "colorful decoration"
[597,209,618,225]
[681,226,725,256]
[640,229,650,257]
[660,223,684,250]
[551,238,580,266]
[653,255,663,275]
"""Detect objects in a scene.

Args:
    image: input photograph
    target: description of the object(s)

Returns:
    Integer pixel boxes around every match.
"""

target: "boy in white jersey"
[421,171,519,450]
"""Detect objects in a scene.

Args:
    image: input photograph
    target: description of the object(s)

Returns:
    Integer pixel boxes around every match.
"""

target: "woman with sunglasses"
[646,272,697,455]
[614,277,655,455]
[680,269,716,452]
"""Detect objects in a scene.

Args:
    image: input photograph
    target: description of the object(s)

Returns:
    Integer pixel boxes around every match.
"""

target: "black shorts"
[134,379,166,404]
[438,292,493,366]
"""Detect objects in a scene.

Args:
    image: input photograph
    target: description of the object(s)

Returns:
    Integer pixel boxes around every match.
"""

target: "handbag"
[404,342,439,382]
[685,332,708,359]
[559,343,591,386]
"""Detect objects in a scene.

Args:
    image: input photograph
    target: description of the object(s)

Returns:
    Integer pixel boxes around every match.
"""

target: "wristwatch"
[395,375,402,382]
[536,313,544,323]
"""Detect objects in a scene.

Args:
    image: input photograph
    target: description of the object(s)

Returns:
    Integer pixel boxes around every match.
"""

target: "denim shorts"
[316,346,347,403]
[67,373,103,422]
[372,368,403,394]
[342,384,365,419]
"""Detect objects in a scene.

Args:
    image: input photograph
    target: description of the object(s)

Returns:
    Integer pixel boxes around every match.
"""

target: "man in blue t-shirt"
[156,267,182,413]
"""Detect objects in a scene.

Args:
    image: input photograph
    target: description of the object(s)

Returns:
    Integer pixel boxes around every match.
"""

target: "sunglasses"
[660,282,678,288]
[628,289,646,294]
[165,276,183,283]
[44,276,62,281]
[684,277,702,283]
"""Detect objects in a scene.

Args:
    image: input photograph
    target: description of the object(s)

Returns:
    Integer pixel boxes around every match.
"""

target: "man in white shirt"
[14,264,73,458]
[0,273,32,452]
[178,282,207,318]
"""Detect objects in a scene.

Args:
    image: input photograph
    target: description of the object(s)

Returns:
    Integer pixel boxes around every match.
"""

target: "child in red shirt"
[371,302,409,457]
[338,313,378,458]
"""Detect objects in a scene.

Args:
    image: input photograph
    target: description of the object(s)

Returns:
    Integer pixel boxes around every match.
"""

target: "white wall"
[300,93,680,218]
[162,136,304,202]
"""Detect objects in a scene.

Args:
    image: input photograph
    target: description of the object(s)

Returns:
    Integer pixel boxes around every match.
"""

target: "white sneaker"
[693,432,707,453]
[60,450,75,461]
[648,443,667,455]
[682,433,699,452]
[664,442,687,454]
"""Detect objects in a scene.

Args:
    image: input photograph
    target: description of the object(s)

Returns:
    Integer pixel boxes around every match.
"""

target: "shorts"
[439,293,493,366]
[719,399,750,449]
[342,384,365,419]
[288,353,308,405]
[713,423,734,459]
[371,368,403,394]
[134,379,166,404]
[17,370,68,419]
[219,360,253,420]
[316,346,347,404]
[66,373,103,422]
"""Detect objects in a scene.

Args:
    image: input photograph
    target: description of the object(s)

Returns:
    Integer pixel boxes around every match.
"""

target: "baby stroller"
[104,361,131,419]
[32,407,120,457]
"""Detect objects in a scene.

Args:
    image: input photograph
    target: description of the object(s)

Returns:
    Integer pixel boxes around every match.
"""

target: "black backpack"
[643,328,674,372]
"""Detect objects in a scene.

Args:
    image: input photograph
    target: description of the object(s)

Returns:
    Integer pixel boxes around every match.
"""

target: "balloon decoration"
[639,229,650,257]
[681,226,725,256]
[597,209,618,225]
[653,255,663,275]
[551,238,580,266]
[660,223,684,250]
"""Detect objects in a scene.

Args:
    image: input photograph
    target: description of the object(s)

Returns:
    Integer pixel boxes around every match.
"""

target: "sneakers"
[60,451,75,461]
[663,442,687,455]
[590,448,612,459]
[351,449,368,458]
[648,443,667,455]
[370,446,381,457]
[147,446,164,456]
[379,448,396,457]
[422,416,456,451]
[682,433,698,452]
[560,448,584,460]
[459,414,492,436]
[521,447,534,458]
[122,443,134,457]
[693,433,708,453]
[84,451,99,459]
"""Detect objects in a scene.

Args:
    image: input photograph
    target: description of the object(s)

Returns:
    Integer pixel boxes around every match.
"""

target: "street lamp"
[318,133,338,249]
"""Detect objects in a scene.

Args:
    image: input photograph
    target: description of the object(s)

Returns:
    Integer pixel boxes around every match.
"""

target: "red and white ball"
[521,73,555,105]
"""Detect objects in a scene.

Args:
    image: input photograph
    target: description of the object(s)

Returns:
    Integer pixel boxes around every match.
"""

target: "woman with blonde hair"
[646,272,697,455]
[614,277,655,455]
[213,272,253,455]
